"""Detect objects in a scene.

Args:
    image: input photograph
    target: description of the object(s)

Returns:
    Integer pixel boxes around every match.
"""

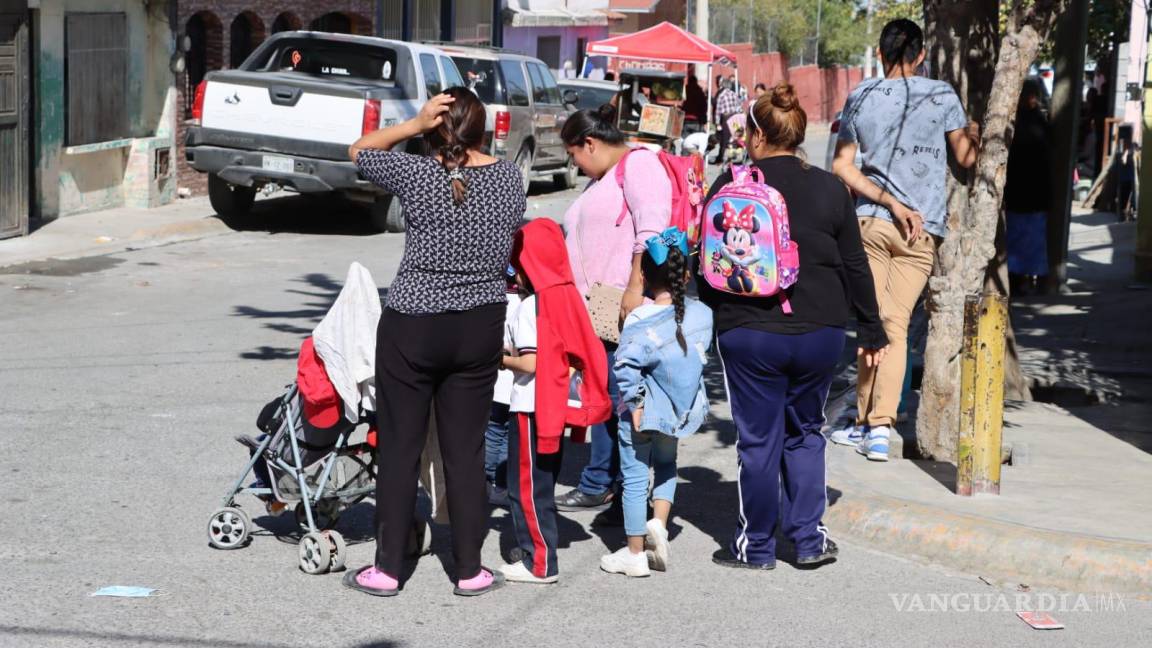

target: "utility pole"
[814,0,824,67]
[864,0,875,77]
[695,0,710,79]
[1137,26,1152,282]
[1046,0,1090,291]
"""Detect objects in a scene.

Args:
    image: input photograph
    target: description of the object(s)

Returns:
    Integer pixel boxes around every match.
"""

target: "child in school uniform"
[498,219,611,584]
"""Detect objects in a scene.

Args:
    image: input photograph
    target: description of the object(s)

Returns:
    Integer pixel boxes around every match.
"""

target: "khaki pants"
[856,218,936,428]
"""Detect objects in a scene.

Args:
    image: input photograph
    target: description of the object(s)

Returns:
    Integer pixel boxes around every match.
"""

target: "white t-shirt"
[508,295,538,413]
[492,293,522,406]
[682,132,711,155]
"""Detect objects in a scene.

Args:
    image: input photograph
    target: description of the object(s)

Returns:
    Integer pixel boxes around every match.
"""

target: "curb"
[824,484,1152,594]
[0,217,233,271]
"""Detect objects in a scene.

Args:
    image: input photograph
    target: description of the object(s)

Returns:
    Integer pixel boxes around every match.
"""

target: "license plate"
[262,155,294,174]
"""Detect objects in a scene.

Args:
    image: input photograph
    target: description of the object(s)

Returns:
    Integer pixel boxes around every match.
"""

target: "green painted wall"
[33,0,175,220]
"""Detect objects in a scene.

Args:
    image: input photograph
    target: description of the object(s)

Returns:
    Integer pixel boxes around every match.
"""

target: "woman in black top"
[703,83,888,571]
[346,88,524,597]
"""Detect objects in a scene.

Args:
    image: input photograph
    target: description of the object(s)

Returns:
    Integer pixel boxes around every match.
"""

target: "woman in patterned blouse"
[345,88,525,598]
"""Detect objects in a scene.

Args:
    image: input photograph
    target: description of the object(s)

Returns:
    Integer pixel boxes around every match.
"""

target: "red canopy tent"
[587,21,736,66]
[586,22,737,129]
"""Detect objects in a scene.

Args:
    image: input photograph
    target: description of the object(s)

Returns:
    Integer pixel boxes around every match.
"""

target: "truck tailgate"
[202,78,367,146]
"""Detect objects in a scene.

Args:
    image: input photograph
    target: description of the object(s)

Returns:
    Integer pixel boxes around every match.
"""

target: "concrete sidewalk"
[0,198,233,269]
[818,210,1152,594]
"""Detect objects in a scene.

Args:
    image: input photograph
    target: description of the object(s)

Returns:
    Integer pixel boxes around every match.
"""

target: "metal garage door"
[0,4,29,240]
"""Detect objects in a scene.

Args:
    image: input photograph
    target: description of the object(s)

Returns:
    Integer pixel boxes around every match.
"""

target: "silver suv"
[436,45,578,192]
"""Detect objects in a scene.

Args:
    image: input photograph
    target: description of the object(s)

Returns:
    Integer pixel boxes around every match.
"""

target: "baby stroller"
[207,262,387,575]
[206,381,376,574]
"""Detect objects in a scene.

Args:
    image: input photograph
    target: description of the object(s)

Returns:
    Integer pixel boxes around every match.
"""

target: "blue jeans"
[577,345,621,496]
[618,419,679,537]
[485,402,510,488]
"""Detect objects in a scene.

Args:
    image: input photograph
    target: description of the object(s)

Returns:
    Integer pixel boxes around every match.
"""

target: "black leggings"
[373,304,504,580]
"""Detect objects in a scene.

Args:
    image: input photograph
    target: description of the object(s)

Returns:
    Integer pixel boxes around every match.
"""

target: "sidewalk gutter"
[825,474,1152,595]
[0,198,233,270]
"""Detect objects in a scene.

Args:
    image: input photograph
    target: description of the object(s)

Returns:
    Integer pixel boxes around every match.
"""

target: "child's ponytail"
[666,246,688,355]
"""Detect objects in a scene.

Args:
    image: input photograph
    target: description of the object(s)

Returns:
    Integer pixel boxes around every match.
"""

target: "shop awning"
[505,7,609,28]
[585,21,736,65]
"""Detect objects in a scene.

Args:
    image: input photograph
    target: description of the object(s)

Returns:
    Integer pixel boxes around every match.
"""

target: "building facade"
[1,0,177,235]
[608,0,683,35]
[502,1,614,77]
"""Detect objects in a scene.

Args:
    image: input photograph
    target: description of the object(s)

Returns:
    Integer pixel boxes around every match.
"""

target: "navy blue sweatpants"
[718,326,845,564]
[507,413,564,578]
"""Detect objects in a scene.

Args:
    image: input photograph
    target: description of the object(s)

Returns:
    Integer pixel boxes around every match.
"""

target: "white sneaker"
[829,423,868,447]
[856,425,892,462]
[600,547,651,577]
[645,519,670,572]
[498,561,559,584]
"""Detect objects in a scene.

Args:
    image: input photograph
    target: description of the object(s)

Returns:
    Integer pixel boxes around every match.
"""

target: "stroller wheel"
[295,501,340,532]
[298,531,332,575]
[324,530,347,572]
[207,507,251,550]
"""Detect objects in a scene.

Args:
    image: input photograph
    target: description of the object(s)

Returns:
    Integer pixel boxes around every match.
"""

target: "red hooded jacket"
[512,219,612,454]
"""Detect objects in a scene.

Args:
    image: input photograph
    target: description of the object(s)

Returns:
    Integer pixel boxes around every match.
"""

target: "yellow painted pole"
[956,293,1008,496]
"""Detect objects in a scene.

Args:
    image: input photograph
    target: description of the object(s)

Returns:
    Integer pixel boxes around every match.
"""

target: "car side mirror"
[562,89,579,107]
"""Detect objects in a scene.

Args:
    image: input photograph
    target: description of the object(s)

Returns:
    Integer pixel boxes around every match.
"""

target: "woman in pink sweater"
[554,104,672,513]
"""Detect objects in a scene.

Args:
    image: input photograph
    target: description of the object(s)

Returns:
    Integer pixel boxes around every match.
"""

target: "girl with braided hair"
[600,228,713,578]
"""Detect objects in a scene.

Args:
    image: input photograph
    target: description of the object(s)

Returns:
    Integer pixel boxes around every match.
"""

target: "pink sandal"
[343,566,399,597]
[453,567,505,597]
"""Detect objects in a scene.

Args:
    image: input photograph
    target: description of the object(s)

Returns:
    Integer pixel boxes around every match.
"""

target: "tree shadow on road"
[232,272,388,361]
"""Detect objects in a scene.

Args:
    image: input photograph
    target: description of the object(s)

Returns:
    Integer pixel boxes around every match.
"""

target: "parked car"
[436,45,578,192]
[557,78,619,112]
[185,31,465,232]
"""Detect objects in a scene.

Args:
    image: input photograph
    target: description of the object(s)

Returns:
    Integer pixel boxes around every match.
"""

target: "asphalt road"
[1,173,1149,648]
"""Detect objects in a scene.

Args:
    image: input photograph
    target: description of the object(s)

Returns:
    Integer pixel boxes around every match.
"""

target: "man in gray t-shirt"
[829,19,979,460]
[839,76,968,237]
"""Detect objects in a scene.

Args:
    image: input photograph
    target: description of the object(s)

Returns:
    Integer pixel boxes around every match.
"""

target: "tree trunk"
[917,0,1068,461]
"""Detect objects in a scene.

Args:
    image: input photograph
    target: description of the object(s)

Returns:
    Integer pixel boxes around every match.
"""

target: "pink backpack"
[700,165,800,312]
[614,148,707,246]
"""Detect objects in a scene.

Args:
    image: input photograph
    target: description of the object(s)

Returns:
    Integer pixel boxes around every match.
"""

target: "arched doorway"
[229,12,265,68]
[184,11,223,118]
[309,12,351,34]
[272,12,301,34]
[309,12,371,36]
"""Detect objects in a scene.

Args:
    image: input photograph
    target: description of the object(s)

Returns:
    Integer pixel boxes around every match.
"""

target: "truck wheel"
[553,157,578,191]
[208,174,256,218]
[515,146,534,195]
[370,196,405,233]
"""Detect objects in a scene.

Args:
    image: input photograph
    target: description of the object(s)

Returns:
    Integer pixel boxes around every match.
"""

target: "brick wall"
[713,45,864,124]
[175,1,377,194]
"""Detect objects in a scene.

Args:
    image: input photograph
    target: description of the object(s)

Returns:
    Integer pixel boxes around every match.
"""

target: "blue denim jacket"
[614,298,714,438]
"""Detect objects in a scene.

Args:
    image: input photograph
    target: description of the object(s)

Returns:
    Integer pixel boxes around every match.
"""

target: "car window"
[534,63,562,105]
[499,60,531,107]
[419,53,442,95]
[254,39,399,83]
[450,57,504,104]
[526,63,561,105]
[441,56,465,88]
[569,86,617,111]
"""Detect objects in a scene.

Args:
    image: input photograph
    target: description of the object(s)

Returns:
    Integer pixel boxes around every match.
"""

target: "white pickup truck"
[185,31,465,232]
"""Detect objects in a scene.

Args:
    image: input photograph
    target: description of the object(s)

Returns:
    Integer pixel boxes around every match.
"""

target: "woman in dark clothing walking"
[344,88,525,597]
[703,83,888,570]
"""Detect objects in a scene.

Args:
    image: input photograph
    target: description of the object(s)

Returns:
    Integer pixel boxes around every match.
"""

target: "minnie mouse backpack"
[700,165,800,312]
